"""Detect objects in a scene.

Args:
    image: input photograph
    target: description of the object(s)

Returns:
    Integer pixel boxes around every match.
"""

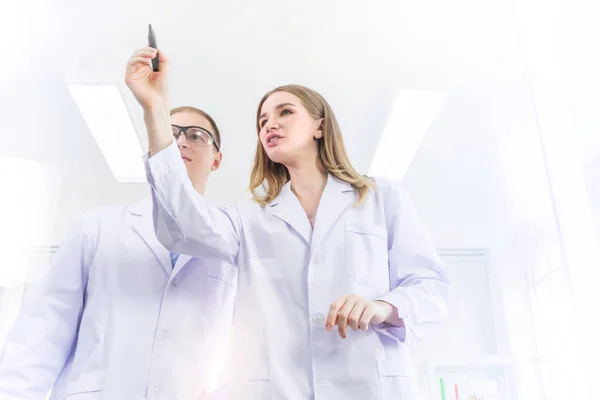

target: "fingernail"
[326,324,332,331]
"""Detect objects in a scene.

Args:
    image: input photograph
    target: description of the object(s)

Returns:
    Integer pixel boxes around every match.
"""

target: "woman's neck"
[288,164,327,197]
[288,162,327,219]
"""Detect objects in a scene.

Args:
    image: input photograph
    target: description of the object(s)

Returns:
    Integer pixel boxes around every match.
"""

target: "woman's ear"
[314,118,324,140]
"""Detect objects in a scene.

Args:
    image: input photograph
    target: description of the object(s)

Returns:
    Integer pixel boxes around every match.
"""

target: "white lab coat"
[146,141,450,400]
[0,198,237,400]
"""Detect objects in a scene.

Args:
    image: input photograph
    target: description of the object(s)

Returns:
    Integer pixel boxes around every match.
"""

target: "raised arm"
[145,140,242,264]
[124,46,242,264]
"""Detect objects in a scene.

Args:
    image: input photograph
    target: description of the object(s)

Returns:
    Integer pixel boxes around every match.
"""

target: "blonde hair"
[249,84,373,206]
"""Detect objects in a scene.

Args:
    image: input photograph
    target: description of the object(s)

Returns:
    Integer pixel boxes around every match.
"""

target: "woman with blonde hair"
[127,46,450,400]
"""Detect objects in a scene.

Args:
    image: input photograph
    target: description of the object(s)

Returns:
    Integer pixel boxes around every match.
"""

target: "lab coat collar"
[269,175,355,251]
[269,181,312,246]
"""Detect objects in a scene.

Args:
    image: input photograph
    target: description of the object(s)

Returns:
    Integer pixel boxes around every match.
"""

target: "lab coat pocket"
[345,222,389,289]
[204,264,238,320]
[206,264,238,287]
[376,359,420,400]
[228,363,271,400]
[62,373,103,399]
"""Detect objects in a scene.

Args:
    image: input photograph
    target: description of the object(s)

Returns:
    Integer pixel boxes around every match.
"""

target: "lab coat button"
[159,330,168,340]
[312,313,324,325]
[317,376,330,384]
[312,252,321,264]
[153,387,162,396]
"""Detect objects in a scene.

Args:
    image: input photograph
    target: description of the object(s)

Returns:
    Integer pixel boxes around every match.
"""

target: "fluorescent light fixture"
[68,84,145,183]
[368,90,444,180]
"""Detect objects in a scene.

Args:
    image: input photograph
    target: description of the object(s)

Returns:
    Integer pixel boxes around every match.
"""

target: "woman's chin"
[266,148,288,165]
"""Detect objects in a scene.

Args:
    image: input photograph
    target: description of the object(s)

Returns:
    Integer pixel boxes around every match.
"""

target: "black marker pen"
[148,24,159,72]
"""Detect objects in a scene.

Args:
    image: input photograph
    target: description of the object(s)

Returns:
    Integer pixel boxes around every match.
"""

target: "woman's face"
[258,91,322,166]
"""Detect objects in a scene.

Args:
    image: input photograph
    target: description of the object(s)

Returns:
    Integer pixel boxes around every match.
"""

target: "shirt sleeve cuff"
[374,293,417,345]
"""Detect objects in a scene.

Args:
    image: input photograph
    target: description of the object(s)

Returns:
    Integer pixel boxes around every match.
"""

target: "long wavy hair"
[249,84,373,206]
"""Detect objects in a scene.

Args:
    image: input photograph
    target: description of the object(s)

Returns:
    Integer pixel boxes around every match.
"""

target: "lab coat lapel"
[268,181,312,246]
[172,254,193,276]
[129,198,172,276]
[310,175,355,256]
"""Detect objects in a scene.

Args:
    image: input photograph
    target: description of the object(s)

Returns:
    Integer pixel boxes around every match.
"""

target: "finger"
[156,49,170,73]
[133,46,158,53]
[156,48,169,63]
[127,57,152,68]
[337,298,357,339]
[141,46,159,53]
[149,49,170,74]
[126,58,152,75]
[359,303,378,331]
[132,49,158,59]
[326,297,347,331]
[348,301,366,331]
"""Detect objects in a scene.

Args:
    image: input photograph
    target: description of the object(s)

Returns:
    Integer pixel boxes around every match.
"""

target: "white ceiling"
[1,0,598,245]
